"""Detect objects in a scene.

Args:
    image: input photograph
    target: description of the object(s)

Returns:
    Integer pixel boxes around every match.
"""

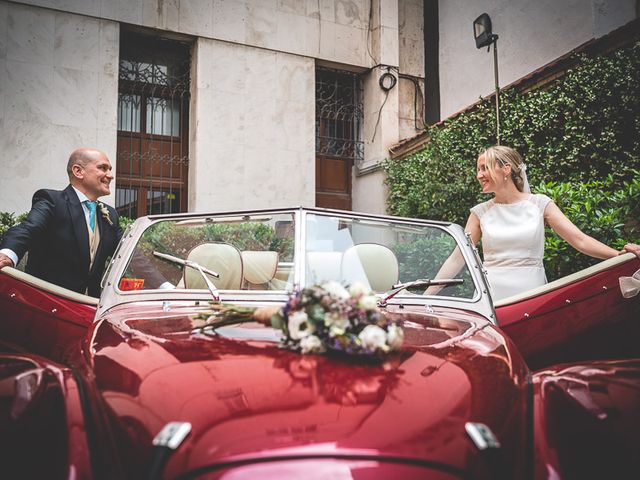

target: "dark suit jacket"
[1,185,122,297]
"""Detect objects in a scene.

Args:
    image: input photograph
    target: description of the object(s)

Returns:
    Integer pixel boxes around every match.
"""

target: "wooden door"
[316,154,352,210]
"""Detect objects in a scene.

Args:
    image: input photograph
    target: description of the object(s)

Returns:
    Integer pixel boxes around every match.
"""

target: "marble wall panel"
[333,22,366,65]
[276,54,314,103]
[335,0,366,28]
[352,169,386,214]
[245,2,278,50]
[142,0,179,31]
[318,19,336,59]
[244,47,277,97]
[99,0,143,25]
[398,0,424,76]
[278,0,306,16]
[274,100,313,152]
[4,59,55,123]
[53,13,101,71]
[178,0,213,37]
[208,90,246,146]
[0,58,5,115]
[18,0,101,17]
[212,0,246,44]
[379,0,398,28]
[276,10,311,56]
[315,0,335,21]
[378,25,398,66]
[6,3,54,65]
[98,20,119,77]
[51,67,99,128]
[243,95,276,148]
[0,1,7,59]
[190,37,315,211]
[207,43,247,94]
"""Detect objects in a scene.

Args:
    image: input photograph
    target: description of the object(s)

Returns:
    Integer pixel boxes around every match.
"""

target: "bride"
[429,145,639,301]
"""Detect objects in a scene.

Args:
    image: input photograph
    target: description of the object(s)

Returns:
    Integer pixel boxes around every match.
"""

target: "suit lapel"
[64,185,90,271]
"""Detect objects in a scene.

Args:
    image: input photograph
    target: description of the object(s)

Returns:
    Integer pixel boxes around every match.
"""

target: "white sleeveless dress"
[470,194,553,301]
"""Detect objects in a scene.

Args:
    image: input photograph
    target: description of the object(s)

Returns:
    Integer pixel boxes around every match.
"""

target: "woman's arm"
[424,214,482,295]
[544,202,619,259]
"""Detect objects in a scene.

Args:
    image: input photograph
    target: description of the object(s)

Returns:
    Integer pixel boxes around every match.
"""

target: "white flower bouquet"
[193,282,404,358]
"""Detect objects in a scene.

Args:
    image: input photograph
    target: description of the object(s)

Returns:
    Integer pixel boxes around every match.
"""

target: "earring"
[504,176,507,181]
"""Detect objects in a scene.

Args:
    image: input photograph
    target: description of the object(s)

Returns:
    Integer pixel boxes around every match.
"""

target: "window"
[116,31,191,219]
[315,68,364,210]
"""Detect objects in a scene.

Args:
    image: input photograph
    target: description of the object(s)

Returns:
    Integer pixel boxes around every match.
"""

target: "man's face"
[75,153,113,200]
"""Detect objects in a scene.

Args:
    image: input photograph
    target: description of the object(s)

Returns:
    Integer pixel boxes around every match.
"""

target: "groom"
[0,148,122,297]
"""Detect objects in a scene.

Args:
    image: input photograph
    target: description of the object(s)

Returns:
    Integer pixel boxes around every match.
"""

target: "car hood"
[89,303,529,478]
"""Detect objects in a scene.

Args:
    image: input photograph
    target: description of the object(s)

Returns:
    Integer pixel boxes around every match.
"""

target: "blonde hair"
[480,145,526,192]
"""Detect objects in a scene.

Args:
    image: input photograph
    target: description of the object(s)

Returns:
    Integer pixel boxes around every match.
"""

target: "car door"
[0,268,97,363]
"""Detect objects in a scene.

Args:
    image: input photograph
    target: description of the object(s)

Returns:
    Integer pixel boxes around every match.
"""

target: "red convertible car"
[0,207,638,479]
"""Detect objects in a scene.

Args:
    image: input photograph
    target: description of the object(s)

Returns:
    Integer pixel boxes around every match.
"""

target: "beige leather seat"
[341,243,399,292]
[241,251,279,289]
[183,243,243,290]
[307,251,343,285]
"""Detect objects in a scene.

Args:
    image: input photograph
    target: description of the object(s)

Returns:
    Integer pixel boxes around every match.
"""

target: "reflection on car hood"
[91,303,529,478]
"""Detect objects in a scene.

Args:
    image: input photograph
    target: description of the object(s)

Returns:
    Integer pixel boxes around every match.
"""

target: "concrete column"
[353,0,399,214]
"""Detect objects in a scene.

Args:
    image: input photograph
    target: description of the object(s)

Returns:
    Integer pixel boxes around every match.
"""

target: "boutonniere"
[98,202,114,226]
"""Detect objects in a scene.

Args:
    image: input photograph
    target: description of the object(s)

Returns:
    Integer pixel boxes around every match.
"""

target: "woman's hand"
[621,243,640,259]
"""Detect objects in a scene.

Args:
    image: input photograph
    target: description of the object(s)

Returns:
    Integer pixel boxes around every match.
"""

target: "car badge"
[465,422,501,450]
[153,422,192,450]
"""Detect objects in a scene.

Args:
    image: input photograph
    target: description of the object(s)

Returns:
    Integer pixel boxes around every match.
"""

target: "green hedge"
[384,40,640,280]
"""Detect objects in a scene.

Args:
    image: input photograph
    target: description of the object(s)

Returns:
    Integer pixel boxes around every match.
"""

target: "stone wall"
[0,1,119,213]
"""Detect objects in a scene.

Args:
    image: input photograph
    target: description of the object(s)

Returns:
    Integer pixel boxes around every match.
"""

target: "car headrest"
[241,251,279,285]
[307,251,343,285]
[184,243,243,290]
[341,243,399,292]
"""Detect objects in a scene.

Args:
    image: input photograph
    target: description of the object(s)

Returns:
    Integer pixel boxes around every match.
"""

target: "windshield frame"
[97,207,496,324]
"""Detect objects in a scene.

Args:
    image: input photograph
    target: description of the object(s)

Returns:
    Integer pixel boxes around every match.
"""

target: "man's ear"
[71,164,84,180]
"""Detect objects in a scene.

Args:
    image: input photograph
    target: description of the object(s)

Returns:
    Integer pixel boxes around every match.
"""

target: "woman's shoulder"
[470,199,493,218]
[528,193,554,210]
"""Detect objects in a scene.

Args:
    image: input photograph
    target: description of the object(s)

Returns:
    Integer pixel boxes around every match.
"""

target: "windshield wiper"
[153,251,221,301]
[378,278,464,307]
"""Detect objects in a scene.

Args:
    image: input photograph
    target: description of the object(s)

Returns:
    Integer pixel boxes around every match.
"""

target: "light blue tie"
[84,200,97,231]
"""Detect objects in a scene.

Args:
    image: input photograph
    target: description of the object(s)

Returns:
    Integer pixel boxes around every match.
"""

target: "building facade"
[0,0,425,216]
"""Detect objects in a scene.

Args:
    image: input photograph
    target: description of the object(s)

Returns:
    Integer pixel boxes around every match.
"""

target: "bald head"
[67,148,114,200]
[67,148,106,178]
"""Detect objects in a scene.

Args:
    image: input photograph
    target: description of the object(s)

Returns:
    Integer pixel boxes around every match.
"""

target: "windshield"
[305,213,476,299]
[115,210,477,300]
[118,213,295,292]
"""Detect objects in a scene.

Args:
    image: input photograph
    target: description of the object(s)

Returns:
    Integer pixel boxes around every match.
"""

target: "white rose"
[288,310,315,340]
[358,325,389,352]
[299,335,326,354]
[321,281,350,300]
[348,282,370,298]
[386,324,404,350]
[358,295,378,311]
[324,311,350,331]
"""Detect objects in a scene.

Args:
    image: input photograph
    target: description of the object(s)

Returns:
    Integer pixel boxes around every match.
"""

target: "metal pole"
[493,38,500,144]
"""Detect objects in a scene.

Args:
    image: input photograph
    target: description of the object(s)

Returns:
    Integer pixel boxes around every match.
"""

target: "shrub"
[0,212,28,243]
[537,174,640,279]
